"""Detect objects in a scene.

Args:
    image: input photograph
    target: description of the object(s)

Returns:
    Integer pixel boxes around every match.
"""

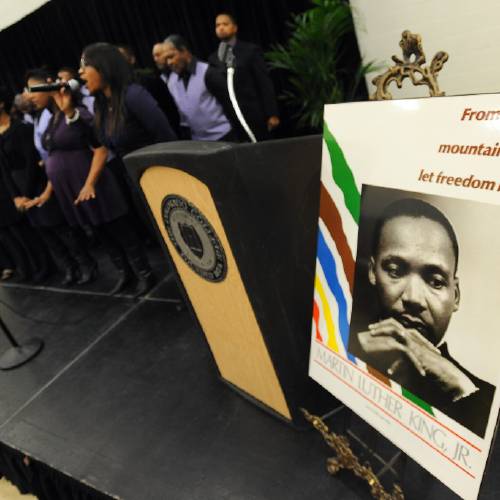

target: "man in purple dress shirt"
[163,35,233,141]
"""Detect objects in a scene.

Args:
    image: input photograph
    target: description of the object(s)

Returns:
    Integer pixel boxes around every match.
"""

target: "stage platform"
[0,249,498,500]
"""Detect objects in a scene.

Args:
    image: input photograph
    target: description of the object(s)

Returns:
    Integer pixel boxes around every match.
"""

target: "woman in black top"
[79,43,177,247]
[79,43,177,293]
[0,86,62,282]
[80,42,176,156]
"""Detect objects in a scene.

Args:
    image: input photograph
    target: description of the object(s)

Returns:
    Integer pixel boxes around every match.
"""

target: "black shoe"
[76,261,98,285]
[60,266,78,286]
[132,271,156,298]
[109,269,134,295]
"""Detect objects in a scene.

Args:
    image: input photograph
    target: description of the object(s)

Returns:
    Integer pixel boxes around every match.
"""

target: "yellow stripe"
[315,275,340,352]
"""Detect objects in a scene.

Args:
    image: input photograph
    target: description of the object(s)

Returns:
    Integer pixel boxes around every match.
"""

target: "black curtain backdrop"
[0,0,310,91]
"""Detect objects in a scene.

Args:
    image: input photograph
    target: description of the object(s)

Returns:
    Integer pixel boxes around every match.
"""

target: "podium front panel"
[140,166,290,419]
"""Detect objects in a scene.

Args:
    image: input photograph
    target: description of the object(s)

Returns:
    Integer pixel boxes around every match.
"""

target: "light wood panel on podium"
[141,166,291,420]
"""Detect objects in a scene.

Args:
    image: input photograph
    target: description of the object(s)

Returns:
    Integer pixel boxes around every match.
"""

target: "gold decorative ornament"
[370,30,448,100]
[302,409,405,500]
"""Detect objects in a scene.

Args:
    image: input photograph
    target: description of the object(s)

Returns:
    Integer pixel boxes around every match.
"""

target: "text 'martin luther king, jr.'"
[349,197,495,438]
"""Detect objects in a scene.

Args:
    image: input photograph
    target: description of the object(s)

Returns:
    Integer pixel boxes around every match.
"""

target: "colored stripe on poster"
[323,122,360,224]
[366,365,391,387]
[312,299,323,342]
[314,276,339,352]
[316,258,347,358]
[319,182,355,292]
[319,155,358,255]
[316,228,355,362]
[402,387,434,416]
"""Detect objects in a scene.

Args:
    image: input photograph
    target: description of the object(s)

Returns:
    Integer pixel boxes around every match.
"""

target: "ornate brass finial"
[302,408,404,500]
[370,30,448,100]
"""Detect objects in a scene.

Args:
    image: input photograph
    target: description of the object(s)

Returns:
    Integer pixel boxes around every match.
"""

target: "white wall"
[0,0,49,32]
[351,0,500,98]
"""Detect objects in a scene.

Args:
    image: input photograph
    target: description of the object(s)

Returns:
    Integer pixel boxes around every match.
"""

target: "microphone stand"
[0,315,43,370]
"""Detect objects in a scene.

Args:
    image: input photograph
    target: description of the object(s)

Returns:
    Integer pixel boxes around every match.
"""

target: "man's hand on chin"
[359,317,478,401]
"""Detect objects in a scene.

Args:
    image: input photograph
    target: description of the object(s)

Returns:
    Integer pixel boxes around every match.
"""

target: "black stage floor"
[0,249,498,500]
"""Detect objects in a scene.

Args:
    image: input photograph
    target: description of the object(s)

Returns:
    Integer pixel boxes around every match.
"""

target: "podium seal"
[161,194,227,282]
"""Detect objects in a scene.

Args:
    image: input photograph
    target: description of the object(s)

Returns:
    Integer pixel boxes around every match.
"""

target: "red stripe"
[319,183,355,293]
[312,300,323,342]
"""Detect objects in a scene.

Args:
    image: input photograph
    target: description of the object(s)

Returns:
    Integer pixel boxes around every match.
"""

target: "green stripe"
[402,388,434,415]
[323,122,360,224]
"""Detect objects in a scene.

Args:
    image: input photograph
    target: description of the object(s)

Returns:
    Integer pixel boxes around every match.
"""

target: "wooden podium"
[124,137,335,424]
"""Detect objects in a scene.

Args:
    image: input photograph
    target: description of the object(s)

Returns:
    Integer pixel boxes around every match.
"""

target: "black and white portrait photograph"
[348,185,497,438]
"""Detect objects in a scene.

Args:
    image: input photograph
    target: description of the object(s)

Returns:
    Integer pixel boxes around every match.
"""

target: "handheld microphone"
[28,79,80,93]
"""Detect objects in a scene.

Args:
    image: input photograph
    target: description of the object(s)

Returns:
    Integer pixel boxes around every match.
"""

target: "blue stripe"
[317,228,355,362]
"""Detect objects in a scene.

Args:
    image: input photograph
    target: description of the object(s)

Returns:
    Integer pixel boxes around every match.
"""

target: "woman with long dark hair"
[79,43,176,244]
[25,70,156,296]
[80,42,176,157]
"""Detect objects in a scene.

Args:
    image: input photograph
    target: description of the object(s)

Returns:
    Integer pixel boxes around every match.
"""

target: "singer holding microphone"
[26,73,155,296]
[79,43,177,246]
[80,43,176,159]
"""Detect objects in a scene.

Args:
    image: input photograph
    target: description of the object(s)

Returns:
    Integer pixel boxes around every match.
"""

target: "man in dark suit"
[349,197,495,438]
[206,12,280,142]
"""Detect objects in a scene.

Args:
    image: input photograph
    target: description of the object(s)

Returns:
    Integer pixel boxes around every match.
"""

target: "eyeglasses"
[79,57,87,70]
